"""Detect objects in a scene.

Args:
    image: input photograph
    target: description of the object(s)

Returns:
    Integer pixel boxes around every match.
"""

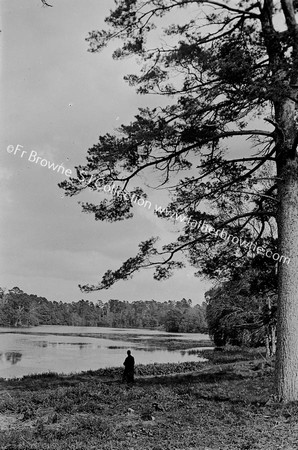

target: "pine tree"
[60,1,298,402]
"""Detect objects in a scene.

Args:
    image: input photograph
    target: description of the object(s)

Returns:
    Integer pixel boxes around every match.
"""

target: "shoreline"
[2,348,295,450]
[0,360,210,386]
[0,348,265,387]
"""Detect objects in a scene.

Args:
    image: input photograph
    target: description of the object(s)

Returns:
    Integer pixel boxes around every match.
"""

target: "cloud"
[1,0,211,306]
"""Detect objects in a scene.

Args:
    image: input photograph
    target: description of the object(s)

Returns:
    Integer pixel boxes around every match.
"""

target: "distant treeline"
[0,287,208,333]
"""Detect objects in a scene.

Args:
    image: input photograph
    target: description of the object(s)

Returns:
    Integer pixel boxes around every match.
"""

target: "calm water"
[0,325,211,379]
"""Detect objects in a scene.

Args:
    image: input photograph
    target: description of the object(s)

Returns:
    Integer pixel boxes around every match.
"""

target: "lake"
[0,325,212,379]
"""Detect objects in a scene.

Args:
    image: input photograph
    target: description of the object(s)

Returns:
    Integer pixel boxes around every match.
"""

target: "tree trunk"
[260,0,298,401]
[276,146,298,401]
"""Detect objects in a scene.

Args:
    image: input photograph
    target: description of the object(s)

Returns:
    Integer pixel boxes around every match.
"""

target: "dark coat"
[123,354,135,383]
[124,355,135,371]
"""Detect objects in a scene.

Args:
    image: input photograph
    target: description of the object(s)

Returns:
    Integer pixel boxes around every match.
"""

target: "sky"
[1,0,214,305]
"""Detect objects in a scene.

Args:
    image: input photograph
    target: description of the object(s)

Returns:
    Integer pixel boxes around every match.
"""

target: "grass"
[0,347,297,449]
[200,346,268,364]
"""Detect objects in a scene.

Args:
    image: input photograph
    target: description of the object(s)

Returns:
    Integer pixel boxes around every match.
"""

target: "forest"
[0,287,208,333]
[0,282,276,350]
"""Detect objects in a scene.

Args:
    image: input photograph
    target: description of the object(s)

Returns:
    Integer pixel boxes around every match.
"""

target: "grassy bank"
[0,348,297,450]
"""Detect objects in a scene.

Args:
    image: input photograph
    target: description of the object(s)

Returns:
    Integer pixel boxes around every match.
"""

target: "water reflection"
[33,341,48,348]
[49,342,92,348]
[180,349,203,356]
[0,326,211,379]
[33,341,94,349]
[107,346,128,350]
[0,352,23,365]
[55,342,91,347]
[187,349,203,355]
[108,346,159,352]
[135,347,166,352]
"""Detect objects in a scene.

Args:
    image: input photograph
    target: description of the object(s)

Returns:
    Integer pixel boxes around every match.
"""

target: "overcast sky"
[1,0,213,305]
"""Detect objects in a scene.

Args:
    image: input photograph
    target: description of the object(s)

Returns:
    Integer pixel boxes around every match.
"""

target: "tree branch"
[41,0,52,6]
[117,129,274,187]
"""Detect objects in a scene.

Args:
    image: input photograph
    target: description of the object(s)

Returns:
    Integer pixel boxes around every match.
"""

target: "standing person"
[122,350,135,383]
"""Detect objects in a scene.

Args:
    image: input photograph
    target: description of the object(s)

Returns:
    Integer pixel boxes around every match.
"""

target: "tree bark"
[265,332,270,358]
[271,324,276,356]
[259,0,298,401]
[276,98,298,399]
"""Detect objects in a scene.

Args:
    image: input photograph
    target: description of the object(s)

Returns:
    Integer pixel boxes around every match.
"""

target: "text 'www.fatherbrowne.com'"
[7,144,72,177]
[81,175,289,266]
